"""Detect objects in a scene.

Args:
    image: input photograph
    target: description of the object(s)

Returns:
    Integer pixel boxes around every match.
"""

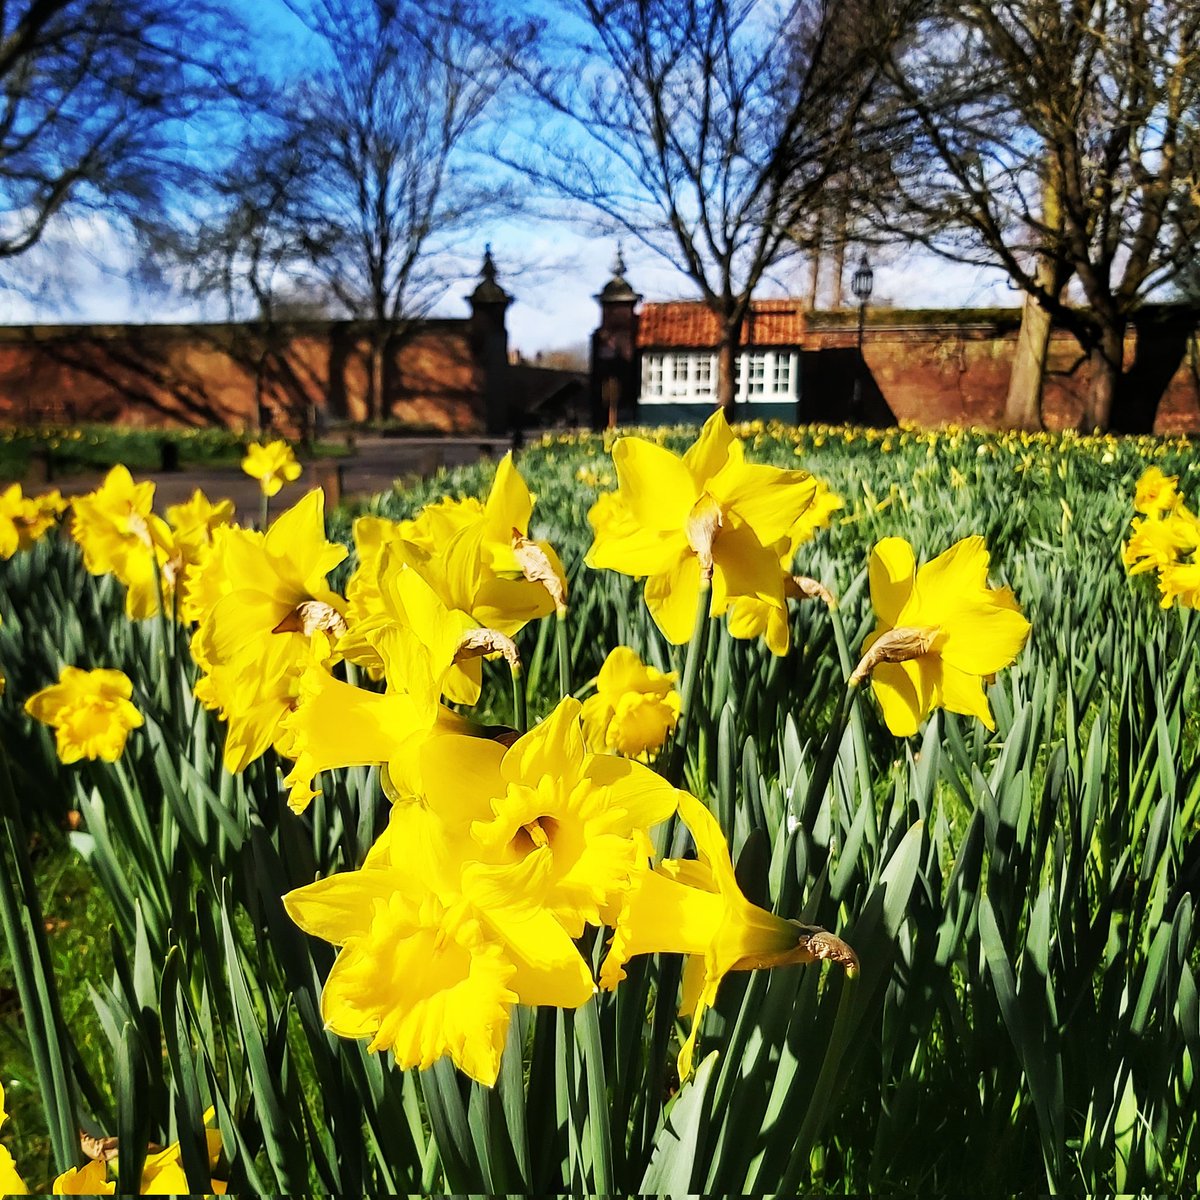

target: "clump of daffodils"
[33,423,1039,1097]
[1123,466,1200,608]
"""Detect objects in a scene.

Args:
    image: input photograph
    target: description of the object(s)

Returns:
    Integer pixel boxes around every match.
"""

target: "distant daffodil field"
[0,419,1197,1193]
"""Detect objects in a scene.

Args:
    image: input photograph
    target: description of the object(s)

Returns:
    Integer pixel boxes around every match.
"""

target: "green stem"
[777,972,860,1192]
[511,663,528,734]
[555,610,571,701]
[804,681,861,815]
[668,578,712,786]
[260,489,271,530]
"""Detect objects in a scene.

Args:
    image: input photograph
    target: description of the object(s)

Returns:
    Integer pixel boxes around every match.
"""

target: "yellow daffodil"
[53,1106,226,1194]
[25,667,143,763]
[278,617,473,812]
[165,489,236,620]
[600,793,857,1079]
[1123,510,1200,575]
[1157,561,1200,609]
[581,646,679,758]
[188,490,347,771]
[723,475,842,645]
[285,698,679,1085]
[0,483,66,558]
[241,440,302,497]
[340,543,485,706]
[70,466,176,620]
[0,1081,29,1196]
[858,536,1031,737]
[586,411,818,655]
[1133,466,1179,515]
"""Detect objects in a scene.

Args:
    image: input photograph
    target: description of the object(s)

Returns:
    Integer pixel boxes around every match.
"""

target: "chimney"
[591,244,642,429]
[468,244,512,434]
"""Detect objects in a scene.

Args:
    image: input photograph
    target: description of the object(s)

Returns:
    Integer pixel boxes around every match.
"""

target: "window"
[670,354,690,396]
[774,354,791,396]
[643,353,664,398]
[695,355,713,395]
[747,354,766,395]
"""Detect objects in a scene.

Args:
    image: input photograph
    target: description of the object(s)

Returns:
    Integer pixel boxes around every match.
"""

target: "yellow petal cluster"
[286,697,681,1085]
[581,645,679,758]
[600,792,857,1080]
[861,536,1031,736]
[341,455,566,682]
[53,1107,226,1194]
[25,666,143,763]
[188,490,347,771]
[1123,466,1200,609]
[69,466,176,620]
[0,1082,28,1196]
[0,483,66,559]
[277,575,473,811]
[241,439,302,497]
[586,411,826,655]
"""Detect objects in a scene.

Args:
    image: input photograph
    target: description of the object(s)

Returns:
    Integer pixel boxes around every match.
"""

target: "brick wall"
[0,319,489,433]
[802,309,1200,433]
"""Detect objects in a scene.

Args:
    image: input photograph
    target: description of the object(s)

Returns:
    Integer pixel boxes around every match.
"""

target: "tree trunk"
[1004,159,1064,431]
[806,250,820,310]
[1004,290,1052,430]
[831,237,847,309]
[1081,322,1125,432]
[717,338,737,412]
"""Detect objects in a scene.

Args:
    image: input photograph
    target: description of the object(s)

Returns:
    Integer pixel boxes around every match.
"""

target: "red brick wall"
[808,314,1200,433]
[0,320,488,433]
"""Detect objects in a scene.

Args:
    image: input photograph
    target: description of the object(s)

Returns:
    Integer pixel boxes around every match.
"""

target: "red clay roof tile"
[635,299,806,348]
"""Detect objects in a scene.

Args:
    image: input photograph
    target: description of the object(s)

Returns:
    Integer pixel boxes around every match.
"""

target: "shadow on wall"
[1112,315,1194,435]
[800,347,896,427]
[0,321,489,434]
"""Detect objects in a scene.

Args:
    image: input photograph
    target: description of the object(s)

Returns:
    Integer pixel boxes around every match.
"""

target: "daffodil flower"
[342,457,566,677]
[284,698,679,1085]
[0,483,66,559]
[600,793,857,1080]
[25,667,143,763]
[241,440,302,497]
[859,536,1031,736]
[581,646,680,758]
[586,411,819,655]
[69,466,176,620]
[1133,466,1180,516]
[188,490,347,771]
[53,1106,226,1194]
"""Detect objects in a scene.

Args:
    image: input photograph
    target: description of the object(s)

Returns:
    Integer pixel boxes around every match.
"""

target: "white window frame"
[640,348,798,404]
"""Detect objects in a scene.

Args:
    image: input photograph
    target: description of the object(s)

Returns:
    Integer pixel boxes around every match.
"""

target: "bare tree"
[508,0,908,410]
[877,0,1200,432]
[186,0,533,425]
[0,0,252,275]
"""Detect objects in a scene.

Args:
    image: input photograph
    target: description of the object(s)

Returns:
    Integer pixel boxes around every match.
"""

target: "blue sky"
[0,0,1018,354]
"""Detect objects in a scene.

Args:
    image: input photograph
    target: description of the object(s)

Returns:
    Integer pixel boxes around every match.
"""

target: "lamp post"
[850,252,874,423]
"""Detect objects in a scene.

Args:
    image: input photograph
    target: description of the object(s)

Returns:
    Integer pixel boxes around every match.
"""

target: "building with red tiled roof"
[591,272,808,423]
